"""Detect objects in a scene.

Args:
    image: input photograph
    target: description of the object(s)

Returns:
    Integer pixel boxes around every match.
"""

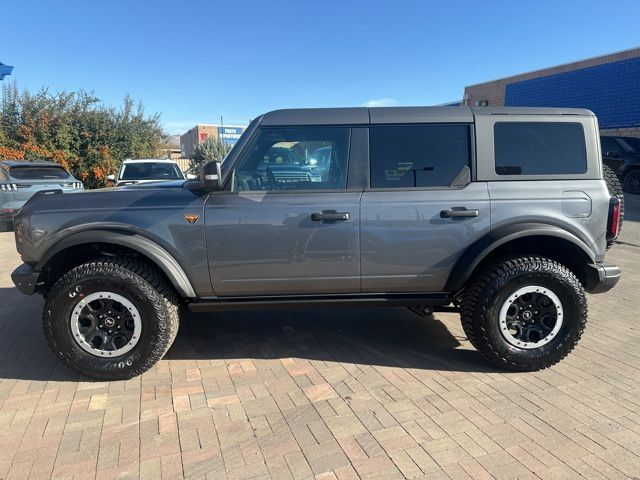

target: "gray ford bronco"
[11,106,623,380]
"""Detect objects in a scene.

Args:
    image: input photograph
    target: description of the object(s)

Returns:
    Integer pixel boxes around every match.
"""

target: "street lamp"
[0,62,14,80]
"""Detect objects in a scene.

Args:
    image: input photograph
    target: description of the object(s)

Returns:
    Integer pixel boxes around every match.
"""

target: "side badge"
[184,213,199,225]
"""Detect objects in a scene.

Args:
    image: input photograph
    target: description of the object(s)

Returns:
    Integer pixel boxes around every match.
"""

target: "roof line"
[465,46,640,88]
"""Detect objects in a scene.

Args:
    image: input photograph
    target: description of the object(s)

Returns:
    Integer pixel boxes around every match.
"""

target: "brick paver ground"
[1,229,640,479]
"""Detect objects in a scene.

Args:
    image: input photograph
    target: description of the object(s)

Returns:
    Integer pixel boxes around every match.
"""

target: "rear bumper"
[11,263,41,295]
[584,262,621,294]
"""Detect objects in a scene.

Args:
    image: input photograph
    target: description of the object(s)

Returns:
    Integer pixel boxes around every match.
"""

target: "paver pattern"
[1,217,640,479]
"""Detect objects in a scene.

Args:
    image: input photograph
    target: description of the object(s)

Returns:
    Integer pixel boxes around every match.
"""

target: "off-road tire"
[603,164,624,244]
[43,257,179,380]
[622,168,640,195]
[460,256,587,371]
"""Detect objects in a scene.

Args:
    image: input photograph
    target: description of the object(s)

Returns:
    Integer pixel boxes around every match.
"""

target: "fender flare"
[444,222,596,292]
[36,229,197,298]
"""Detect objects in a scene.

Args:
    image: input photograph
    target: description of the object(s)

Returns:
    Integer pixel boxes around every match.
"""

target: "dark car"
[600,135,640,193]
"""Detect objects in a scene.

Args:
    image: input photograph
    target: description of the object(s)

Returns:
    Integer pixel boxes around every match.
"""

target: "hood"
[117,179,189,189]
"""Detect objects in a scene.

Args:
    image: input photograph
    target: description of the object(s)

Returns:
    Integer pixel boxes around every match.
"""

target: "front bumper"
[584,262,621,294]
[11,263,41,295]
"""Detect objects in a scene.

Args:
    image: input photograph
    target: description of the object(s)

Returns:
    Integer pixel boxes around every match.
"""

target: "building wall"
[464,47,640,137]
[180,124,246,158]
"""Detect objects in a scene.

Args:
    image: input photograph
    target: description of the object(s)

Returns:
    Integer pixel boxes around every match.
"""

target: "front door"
[205,126,361,296]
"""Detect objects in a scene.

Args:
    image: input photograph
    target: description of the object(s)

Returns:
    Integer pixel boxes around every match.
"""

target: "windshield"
[8,166,70,180]
[120,162,183,180]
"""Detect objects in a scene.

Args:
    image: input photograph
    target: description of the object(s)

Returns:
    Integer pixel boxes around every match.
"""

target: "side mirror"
[106,174,116,181]
[200,160,222,191]
[186,173,197,180]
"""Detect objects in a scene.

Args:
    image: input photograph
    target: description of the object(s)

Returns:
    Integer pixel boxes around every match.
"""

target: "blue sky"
[2,0,640,134]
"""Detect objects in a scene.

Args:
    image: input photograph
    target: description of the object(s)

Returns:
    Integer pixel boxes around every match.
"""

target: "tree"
[0,82,166,188]
[189,136,231,174]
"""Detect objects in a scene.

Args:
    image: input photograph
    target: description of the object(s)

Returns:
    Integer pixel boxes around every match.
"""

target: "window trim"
[224,125,354,193]
[475,115,600,181]
[366,123,474,191]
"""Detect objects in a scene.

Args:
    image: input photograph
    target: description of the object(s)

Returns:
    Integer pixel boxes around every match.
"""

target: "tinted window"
[601,137,623,154]
[494,122,587,175]
[121,162,183,180]
[622,137,640,152]
[233,127,349,191]
[8,166,70,180]
[370,124,470,188]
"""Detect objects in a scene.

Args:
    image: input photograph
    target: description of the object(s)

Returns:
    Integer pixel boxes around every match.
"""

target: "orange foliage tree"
[0,82,166,188]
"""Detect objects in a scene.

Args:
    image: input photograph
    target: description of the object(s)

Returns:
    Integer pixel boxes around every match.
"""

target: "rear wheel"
[43,257,179,380]
[460,256,587,371]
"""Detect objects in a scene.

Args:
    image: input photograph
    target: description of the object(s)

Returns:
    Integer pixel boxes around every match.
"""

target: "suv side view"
[11,106,622,380]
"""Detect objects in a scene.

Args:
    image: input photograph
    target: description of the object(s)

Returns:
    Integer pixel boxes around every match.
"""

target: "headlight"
[0,183,18,191]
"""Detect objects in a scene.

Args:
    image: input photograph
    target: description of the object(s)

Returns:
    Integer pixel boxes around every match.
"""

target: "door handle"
[440,208,479,218]
[311,210,350,221]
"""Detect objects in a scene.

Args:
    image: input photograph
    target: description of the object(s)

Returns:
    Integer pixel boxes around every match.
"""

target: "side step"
[188,292,454,313]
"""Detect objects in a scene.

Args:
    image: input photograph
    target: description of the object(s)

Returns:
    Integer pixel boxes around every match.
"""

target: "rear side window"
[8,166,70,180]
[370,124,470,188]
[494,122,587,175]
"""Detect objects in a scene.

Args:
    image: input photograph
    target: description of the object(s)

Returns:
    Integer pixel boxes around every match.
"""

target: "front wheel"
[43,257,180,380]
[460,257,587,371]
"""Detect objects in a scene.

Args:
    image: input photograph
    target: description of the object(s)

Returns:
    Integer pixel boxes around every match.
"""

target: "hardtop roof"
[260,106,595,126]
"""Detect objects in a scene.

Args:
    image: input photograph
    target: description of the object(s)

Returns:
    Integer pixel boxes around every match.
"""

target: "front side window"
[121,162,183,180]
[494,122,587,175]
[233,127,349,191]
[370,124,470,188]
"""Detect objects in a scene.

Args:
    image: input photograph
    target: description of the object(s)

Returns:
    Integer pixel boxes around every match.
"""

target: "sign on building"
[218,127,244,146]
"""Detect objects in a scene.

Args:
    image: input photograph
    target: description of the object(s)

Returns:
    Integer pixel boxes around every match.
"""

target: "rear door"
[205,126,363,296]
[360,123,490,292]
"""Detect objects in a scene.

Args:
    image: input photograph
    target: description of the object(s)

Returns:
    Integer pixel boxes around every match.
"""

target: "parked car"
[0,160,83,231]
[11,106,622,380]
[106,159,193,187]
[600,135,640,193]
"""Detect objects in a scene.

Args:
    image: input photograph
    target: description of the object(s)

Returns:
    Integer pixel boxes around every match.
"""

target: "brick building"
[464,47,640,138]
[180,124,246,159]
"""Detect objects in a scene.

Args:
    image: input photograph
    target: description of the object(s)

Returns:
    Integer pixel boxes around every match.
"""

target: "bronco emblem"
[184,213,199,225]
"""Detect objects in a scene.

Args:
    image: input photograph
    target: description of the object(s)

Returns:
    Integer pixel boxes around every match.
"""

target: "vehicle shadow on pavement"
[0,286,496,382]
[173,307,496,374]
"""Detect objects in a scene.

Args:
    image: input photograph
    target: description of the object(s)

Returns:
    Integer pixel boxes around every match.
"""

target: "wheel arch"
[36,229,197,298]
[445,223,595,292]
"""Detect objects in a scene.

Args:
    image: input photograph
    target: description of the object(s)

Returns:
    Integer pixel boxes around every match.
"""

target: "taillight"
[607,197,621,241]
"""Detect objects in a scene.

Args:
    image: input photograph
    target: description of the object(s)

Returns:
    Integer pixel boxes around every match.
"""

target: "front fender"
[36,229,197,298]
[444,223,595,292]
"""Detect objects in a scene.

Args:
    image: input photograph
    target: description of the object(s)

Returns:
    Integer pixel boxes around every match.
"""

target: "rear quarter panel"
[488,180,610,260]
